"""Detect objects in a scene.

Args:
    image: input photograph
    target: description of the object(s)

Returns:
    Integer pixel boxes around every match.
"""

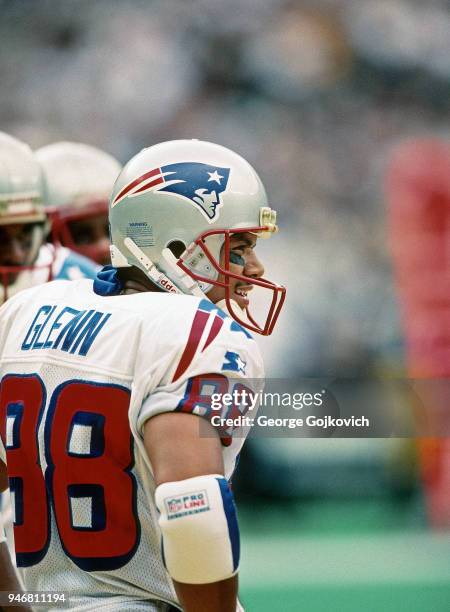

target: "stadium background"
[1,1,450,610]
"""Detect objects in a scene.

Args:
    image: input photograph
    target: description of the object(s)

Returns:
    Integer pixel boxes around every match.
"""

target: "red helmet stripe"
[133,175,164,195]
[112,167,161,206]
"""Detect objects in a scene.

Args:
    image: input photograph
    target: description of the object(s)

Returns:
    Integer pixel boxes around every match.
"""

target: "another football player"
[36,142,122,265]
[0,132,99,304]
[0,132,100,591]
[0,140,286,611]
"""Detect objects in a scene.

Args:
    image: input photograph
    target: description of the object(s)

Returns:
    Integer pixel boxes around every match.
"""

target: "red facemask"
[177,227,286,335]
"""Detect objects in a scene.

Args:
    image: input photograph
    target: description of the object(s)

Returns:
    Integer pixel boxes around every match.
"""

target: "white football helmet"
[109,139,286,335]
[36,142,122,264]
[0,132,51,302]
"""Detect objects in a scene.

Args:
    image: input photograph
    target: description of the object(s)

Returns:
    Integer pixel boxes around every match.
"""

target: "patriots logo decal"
[111,162,230,223]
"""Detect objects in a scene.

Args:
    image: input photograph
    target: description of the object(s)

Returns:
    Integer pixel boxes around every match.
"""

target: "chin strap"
[115,238,209,300]
[161,247,205,297]
[123,237,183,294]
[123,237,208,298]
[119,239,252,327]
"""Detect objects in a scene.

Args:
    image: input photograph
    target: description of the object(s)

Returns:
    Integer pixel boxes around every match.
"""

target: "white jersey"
[0,278,264,611]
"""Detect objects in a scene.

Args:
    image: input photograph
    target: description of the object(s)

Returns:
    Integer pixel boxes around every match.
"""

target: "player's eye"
[21,224,35,236]
[69,222,94,245]
[16,225,35,248]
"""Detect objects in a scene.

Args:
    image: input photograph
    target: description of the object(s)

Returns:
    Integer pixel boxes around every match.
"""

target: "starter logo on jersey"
[111,162,230,223]
[165,490,210,520]
[222,351,247,375]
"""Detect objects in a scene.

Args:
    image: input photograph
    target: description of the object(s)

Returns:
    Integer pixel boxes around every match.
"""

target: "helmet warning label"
[125,222,154,247]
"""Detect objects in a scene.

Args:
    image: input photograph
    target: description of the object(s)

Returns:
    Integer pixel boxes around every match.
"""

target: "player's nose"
[244,250,264,278]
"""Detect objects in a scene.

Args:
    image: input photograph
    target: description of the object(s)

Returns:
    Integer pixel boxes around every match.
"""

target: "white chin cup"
[155,474,240,584]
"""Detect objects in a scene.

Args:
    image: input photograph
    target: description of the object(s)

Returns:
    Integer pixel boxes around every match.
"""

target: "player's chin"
[232,287,252,309]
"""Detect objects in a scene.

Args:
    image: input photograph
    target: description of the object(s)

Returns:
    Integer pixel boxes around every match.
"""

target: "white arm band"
[155,474,240,584]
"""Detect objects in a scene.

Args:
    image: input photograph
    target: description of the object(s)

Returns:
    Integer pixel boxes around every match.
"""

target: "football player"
[0,140,286,611]
[0,132,99,304]
[0,132,100,594]
[36,142,122,265]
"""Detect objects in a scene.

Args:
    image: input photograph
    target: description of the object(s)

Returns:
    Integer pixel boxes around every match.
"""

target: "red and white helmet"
[0,132,51,302]
[109,139,286,335]
[36,142,122,264]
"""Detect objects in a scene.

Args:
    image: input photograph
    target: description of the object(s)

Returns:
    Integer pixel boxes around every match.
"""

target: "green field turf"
[240,583,450,612]
[238,500,450,611]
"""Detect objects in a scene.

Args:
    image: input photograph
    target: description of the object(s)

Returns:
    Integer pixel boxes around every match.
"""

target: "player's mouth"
[233,284,253,308]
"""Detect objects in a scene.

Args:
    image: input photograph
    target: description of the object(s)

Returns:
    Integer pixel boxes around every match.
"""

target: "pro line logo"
[165,490,210,519]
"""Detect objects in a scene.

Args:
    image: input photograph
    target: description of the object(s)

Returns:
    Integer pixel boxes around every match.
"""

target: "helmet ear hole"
[166,240,186,258]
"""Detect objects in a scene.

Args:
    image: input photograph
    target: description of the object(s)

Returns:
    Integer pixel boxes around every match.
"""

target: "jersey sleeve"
[135,303,264,447]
